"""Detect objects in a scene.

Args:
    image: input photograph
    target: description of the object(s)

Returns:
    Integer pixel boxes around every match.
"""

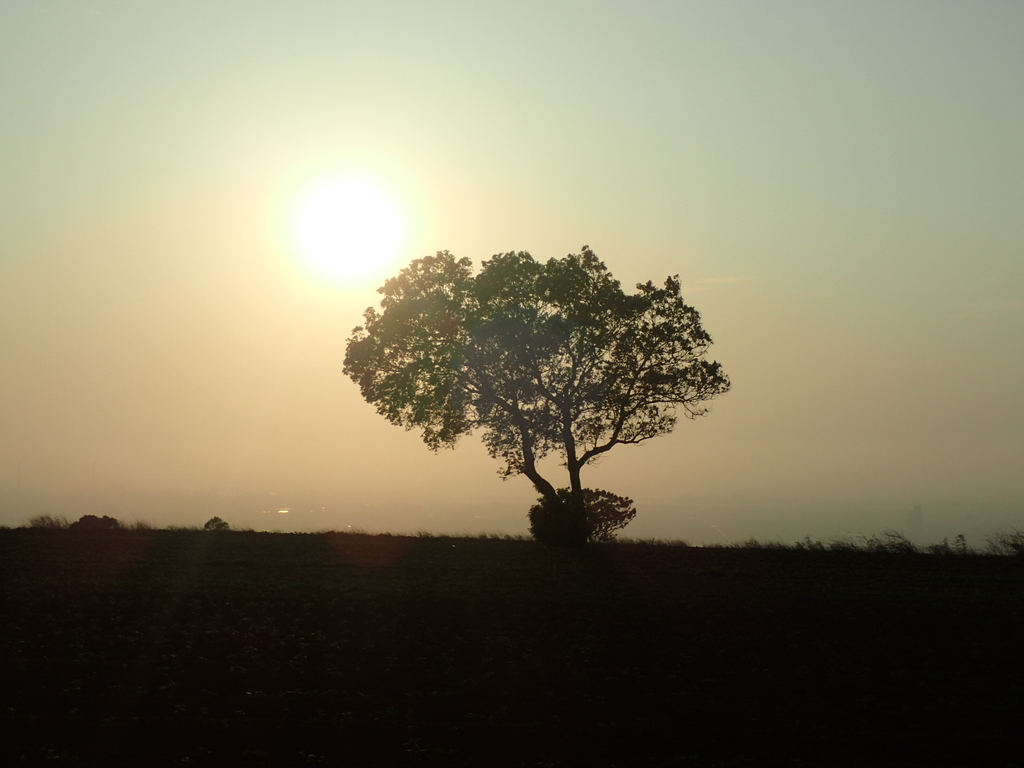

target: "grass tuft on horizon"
[17,514,1024,556]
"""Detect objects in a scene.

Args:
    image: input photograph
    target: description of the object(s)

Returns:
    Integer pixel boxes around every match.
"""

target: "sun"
[291,175,404,288]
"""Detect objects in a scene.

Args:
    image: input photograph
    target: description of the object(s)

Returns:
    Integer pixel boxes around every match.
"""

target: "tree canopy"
[343,247,730,544]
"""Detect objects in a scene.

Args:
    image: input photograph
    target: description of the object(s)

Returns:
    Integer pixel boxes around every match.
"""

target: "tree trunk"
[563,462,589,546]
[561,410,588,545]
[525,469,558,505]
[513,416,558,505]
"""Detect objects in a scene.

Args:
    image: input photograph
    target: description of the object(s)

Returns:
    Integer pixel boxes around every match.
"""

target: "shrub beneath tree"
[529,488,637,545]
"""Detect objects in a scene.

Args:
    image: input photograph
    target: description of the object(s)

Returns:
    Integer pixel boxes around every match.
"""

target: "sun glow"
[291,175,405,288]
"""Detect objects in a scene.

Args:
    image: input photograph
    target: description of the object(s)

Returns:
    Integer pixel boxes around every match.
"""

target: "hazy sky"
[2,1,1022,541]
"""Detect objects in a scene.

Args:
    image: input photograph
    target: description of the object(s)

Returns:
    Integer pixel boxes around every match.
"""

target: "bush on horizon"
[529,488,636,545]
[68,514,122,531]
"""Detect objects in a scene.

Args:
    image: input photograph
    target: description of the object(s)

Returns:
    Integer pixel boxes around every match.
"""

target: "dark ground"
[1,528,1021,767]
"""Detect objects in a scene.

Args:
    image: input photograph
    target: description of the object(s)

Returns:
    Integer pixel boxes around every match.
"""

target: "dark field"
[1,529,1021,767]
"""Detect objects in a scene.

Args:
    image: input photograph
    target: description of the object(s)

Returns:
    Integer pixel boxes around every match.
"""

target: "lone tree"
[344,247,730,545]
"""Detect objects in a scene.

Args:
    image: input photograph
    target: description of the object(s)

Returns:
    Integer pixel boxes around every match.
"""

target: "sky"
[2,1,1022,543]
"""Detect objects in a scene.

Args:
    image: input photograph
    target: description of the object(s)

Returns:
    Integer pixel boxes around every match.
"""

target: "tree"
[203,516,230,531]
[343,247,730,545]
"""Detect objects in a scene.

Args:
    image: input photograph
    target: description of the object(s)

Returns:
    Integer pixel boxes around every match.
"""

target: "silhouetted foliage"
[925,534,971,555]
[68,514,121,531]
[27,514,69,529]
[863,530,919,554]
[987,528,1024,556]
[344,246,730,545]
[203,516,230,531]
[527,488,590,547]
[529,488,637,545]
